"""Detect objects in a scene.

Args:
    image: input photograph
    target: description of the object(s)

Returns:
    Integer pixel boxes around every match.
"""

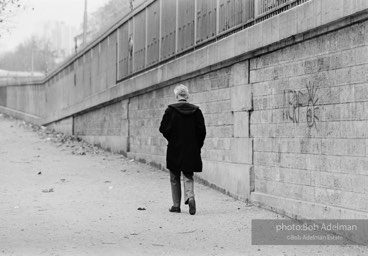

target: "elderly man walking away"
[159,84,206,215]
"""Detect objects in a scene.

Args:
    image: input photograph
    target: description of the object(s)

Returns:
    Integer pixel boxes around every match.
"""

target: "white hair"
[174,84,189,100]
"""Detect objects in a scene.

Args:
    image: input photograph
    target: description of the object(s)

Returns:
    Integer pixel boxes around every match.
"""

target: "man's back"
[159,100,206,173]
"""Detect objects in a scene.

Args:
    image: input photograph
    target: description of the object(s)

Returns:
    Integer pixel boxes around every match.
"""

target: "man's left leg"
[183,172,196,215]
[169,171,181,213]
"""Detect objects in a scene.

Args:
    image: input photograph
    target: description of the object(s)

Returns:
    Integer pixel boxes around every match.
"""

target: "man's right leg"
[169,171,181,212]
[183,172,196,215]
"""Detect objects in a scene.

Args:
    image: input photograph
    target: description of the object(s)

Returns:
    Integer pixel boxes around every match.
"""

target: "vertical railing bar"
[174,0,179,54]
[158,0,162,62]
[130,18,134,74]
[116,28,119,82]
[145,7,148,69]
[194,0,197,45]
[216,0,220,35]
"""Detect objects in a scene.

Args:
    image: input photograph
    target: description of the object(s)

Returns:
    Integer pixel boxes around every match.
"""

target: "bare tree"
[0,35,57,74]
[0,0,26,37]
[87,0,131,40]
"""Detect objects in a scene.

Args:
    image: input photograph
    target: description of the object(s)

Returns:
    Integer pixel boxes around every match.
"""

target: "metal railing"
[39,0,310,100]
[115,0,309,82]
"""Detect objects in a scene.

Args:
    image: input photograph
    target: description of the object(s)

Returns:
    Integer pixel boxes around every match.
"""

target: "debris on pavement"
[14,118,104,156]
[72,147,86,155]
[177,230,196,234]
[37,171,42,175]
[42,188,54,193]
[137,207,146,211]
[101,242,116,245]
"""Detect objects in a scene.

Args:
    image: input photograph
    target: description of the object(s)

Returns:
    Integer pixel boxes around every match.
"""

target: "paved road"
[0,114,367,256]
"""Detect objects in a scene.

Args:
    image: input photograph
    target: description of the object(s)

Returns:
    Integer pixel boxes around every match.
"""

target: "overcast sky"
[0,0,110,54]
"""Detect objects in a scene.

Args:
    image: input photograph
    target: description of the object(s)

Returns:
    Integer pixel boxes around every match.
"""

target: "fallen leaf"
[42,188,54,193]
[177,230,196,234]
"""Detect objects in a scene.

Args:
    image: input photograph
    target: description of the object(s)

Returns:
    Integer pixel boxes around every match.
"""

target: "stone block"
[340,190,368,212]
[206,125,233,138]
[351,64,368,84]
[229,61,249,87]
[233,29,248,57]
[216,35,235,63]
[296,0,316,34]
[355,46,368,65]
[194,48,208,72]
[247,23,262,52]
[321,0,344,25]
[198,161,253,201]
[255,165,311,186]
[321,138,366,156]
[279,7,297,39]
[311,171,366,194]
[230,138,253,165]
[262,16,279,47]
[312,0,323,29]
[256,179,315,202]
[251,192,368,220]
[231,84,252,111]
[207,43,219,67]
[339,155,368,175]
[233,111,249,138]
[344,0,368,17]
[253,137,273,152]
[314,187,343,208]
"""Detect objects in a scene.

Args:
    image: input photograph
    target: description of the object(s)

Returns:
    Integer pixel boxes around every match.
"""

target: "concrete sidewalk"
[0,114,366,256]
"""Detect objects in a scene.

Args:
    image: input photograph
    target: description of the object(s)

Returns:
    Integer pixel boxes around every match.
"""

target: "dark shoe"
[169,206,181,213]
[188,199,196,215]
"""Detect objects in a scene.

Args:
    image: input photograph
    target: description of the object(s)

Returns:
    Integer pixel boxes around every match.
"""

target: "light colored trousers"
[170,171,194,207]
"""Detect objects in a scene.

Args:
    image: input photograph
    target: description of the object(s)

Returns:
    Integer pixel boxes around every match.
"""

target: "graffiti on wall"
[306,82,319,128]
[283,89,303,123]
[283,82,319,128]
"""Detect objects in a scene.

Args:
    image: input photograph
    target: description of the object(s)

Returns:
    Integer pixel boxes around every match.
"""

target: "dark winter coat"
[159,100,206,174]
